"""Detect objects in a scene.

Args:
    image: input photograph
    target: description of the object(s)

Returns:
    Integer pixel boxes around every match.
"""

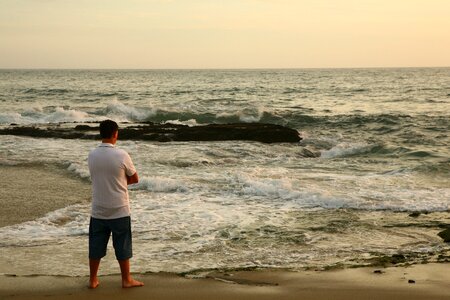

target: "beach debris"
[438,228,450,242]
[408,279,416,284]
[373,270,384,274]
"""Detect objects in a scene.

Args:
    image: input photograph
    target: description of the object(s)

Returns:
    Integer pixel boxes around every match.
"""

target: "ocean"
[0,68,449,276]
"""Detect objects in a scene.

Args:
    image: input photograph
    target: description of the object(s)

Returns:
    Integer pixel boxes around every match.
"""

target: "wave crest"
[320,143,378,158]
[104,98,155,122]
[129,176,189,193]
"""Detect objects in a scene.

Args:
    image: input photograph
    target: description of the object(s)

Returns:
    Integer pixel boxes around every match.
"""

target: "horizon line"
[0,66,449,71]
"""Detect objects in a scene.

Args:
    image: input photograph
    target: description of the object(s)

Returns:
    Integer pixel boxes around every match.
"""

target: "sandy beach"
[0,164,91,227]
[1,164,449,299]
[2,264,450,300]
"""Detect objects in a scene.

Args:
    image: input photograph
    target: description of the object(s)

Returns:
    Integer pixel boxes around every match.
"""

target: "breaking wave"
[129,176,189,193]
[231,173,450,212]
[0,107,98,124]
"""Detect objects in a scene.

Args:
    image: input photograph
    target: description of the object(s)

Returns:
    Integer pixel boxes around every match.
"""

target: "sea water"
[0,68,449,276]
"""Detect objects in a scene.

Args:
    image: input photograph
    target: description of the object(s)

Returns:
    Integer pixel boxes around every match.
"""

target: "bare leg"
[118,259,144,288]
[89,259,101,289]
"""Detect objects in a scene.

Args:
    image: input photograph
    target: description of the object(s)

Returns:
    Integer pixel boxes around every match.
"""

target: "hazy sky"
[1,0,449,69]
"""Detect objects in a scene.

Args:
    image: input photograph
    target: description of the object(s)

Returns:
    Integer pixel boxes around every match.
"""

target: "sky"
[1,0,449,69]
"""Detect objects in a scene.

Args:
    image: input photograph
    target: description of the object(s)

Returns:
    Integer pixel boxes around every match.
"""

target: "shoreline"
[0,163,91,227]
[1,264,450,299]
[1,163,449,299]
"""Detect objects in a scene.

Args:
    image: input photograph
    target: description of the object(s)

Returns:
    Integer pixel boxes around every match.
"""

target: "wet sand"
[1,164,449,299]
[0,164,91,227]
[1,264,450,300]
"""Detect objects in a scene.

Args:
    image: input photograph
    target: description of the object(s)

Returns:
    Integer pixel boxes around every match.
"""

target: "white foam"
[44,107,93,123]
[0,204,90,247]
[67,163,90,180]
[239,114,261,123]
[215,107,266,123]
[238,107,264,123]
[215,111,236,120]
[129,176,189,193]
[233,173,353,209]
[0,107,98,125]
[236,173,298,198]
[1,99,156,125]
[22,105,44,115]
[2,101,266,125]
[163,119,199,127]
[0,112,30,124]
[320,142,374,158]
[231,172,450,212]
[105,98,155,122]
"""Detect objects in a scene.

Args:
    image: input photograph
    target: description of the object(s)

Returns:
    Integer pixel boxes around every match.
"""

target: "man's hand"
[127,172,139,185]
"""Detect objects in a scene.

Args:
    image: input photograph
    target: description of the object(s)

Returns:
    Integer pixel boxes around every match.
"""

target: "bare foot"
[89,278,100,289]
[122,278,144,288]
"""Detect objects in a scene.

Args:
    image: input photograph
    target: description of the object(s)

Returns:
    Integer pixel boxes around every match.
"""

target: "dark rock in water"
[438,228,450,242]
[371,254,407,267]
[408,211,421,218]
[390,254,406,264]
[0,122,301,144]
[74,125,95,131]
[408,279,415,284]
[373,270,384,274]
[437,254,450,262]
[299,148,321,158]
[0,126,86,139]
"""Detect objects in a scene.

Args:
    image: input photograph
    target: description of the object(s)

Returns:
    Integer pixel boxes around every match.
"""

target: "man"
[87,119,144,289]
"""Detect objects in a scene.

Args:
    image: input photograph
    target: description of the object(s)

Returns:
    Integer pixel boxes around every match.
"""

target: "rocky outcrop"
[0,122,301,143]
[438,228,450,242]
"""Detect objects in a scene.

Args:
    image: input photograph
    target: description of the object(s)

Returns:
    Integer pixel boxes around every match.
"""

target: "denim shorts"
[89,216,133,260]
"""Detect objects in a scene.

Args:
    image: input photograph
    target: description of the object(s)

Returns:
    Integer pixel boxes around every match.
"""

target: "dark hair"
[99,120,119,139]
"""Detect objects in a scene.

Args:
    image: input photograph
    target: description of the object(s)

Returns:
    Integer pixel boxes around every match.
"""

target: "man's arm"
[127,172,139,185]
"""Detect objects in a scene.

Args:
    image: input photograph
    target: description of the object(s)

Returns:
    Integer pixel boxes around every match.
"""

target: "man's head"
[99,120,119,142]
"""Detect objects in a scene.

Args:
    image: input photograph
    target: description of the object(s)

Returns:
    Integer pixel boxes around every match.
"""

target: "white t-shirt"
[88,143,137,219]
